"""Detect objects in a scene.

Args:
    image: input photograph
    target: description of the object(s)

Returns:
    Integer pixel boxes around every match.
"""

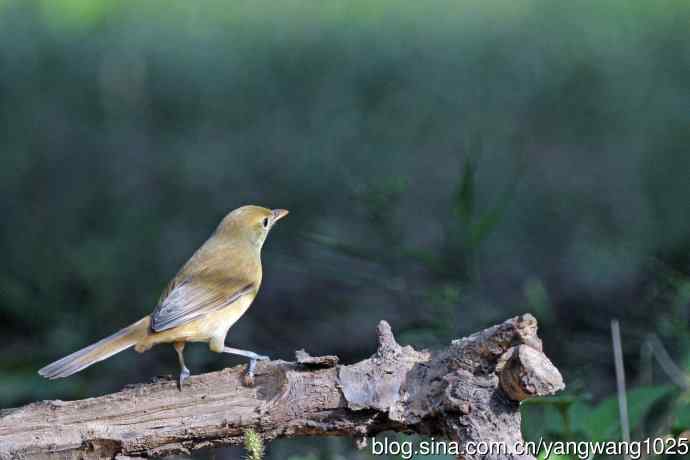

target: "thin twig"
[611,319,631,460]
[645,335,690,390]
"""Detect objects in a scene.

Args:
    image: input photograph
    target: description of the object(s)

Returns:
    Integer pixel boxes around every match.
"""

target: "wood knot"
[497,345,564,401]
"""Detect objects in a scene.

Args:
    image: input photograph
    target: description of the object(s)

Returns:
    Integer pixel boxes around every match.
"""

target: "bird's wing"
[150,275,255,332]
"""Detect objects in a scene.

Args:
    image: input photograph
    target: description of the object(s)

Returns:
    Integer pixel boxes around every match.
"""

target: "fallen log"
[0,314,563,459]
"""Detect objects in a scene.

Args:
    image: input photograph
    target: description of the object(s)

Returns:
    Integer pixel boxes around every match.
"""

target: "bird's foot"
[243,355,269,387]
[178,366,190,391]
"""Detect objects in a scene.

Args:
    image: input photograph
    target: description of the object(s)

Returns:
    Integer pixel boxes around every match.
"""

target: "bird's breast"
[202,293,257,339]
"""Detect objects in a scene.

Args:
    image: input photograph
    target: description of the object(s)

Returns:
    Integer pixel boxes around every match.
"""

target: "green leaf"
[469,205,502,246]
[627,385,674,428]
[672,401,690,430]
[584,385,674,441]
[568,400,594,438]
[537,452,574,460]
[243,428,265,460]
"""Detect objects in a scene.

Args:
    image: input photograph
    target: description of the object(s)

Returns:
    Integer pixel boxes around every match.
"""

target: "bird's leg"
[174,341,190,390]
[222,346,269,386]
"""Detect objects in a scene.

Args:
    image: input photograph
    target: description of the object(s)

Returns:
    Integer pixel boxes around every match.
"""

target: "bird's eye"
[262,217,269,228]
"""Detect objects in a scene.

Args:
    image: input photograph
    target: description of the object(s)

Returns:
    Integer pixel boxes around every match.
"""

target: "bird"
[38,205,288,388]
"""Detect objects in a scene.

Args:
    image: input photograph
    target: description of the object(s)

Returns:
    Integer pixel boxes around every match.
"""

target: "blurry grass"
[30,0,542,27]
[244,429,265,460]
[7,0,685,45]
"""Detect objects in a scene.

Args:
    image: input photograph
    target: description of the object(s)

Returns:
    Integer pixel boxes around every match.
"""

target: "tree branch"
[0,314,563,459]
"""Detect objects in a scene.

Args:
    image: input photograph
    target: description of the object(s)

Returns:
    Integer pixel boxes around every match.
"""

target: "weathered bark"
[0,314,563,459]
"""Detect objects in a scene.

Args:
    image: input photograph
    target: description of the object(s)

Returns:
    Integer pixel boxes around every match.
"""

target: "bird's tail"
[38,317,150,379]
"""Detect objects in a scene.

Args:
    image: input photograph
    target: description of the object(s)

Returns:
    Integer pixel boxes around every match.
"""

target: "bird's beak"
[272,209,289,222]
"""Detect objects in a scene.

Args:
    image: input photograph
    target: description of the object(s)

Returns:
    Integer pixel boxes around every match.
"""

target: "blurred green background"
[1,0,689,458]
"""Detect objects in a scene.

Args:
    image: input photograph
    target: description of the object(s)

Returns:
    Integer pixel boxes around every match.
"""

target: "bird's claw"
[242,356,268,387]
[243,358,257,386]
[178,367,190,391]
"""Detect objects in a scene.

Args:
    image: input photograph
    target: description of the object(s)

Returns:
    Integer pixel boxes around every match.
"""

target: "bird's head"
[217,205,289,248]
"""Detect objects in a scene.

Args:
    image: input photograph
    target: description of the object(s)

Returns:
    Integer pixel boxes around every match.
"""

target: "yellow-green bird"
[39,205,288,388]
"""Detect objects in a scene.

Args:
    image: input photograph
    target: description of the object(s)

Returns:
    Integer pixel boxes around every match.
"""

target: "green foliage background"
[1,1,689,458]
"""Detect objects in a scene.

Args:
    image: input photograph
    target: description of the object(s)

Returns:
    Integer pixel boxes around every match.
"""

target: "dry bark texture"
[0,314,563,460]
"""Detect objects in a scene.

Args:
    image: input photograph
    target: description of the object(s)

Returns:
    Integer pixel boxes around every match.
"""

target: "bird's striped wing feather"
[151,278,254,332]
